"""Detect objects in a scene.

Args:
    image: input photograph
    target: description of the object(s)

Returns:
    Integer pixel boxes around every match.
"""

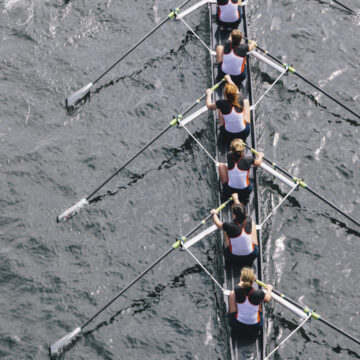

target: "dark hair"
[232,203,247,223]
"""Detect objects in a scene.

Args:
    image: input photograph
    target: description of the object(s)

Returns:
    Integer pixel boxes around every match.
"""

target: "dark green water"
[0,0,359,359]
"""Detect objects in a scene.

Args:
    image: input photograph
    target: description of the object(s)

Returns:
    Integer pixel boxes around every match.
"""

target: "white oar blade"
[183,224,218,249]
[49,327,81,356]
[66,82,93,108]
[57,198,89,222]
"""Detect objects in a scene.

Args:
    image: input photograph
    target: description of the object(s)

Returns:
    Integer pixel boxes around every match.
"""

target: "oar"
[49,198,231,356]
[58,79,225,222]
[256,280,360,345]
[65,0,192,108]
[246,38,360,119]
[241,141,360,227]
[332,0,357,14]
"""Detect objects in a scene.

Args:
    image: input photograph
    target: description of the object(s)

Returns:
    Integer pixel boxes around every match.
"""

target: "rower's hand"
[210,209,217,215]
[206,89,213,96]
[258,152,264,158]
[231,193,239,201]
[249,39,257,47]
[265,284,273,291]
[224,74,232,83]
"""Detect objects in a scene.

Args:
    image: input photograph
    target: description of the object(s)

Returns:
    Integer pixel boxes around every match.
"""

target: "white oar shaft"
[265,313,312,359]
[179,105,208,126]
[270,292,308,319]
[260,163,296,189]
[183,224,218,249]
[178,0,210,19]
[249,51,285,73]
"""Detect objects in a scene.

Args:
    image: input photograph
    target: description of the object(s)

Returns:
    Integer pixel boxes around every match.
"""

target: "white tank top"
[222,47,246,76]
[223,106,246,133]
[236,288,261,325]
[228,221,253,256]
[218,0,240,23]
[228,157,250,189]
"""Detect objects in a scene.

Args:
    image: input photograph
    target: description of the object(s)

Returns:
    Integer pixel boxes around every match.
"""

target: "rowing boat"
[208,3,265,359]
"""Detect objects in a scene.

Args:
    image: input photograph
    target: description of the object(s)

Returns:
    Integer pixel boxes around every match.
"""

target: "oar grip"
[256,279,267,288]
[215,197,232,212]
[211,78,225,91]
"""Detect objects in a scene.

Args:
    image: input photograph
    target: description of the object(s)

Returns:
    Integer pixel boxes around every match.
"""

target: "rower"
[211,192,259,268]
[218,138,263,205]
[206,75,251,145]
[228,267,272,337]
[216,29,256,87]
[216,0,243,29]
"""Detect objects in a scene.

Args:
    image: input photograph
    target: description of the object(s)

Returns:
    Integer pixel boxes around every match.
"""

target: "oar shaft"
[318,317,360,345]
[82,197,231,329]
[249,40,360,119]
[86,124,171,200]
[244,143,360,227]
[256,280,360,345]
[93,0,192,85]
[86,79,224,201]
[306,187,360,227]
[332,0,356,14]
[82,247,174,329]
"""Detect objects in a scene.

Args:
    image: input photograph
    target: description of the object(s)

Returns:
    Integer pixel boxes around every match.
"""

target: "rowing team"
[202,2,272,338]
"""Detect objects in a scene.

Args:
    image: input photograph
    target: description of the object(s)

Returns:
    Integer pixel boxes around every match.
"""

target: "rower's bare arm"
[243,99,250,123]
[251,222,258,246]
[228,290,237,313]
[253,152,264,166]
[263,285,273,302]
[206,89,217,110]
[232,192,240,205]
[225,74,235,86]
[211,209,223,229]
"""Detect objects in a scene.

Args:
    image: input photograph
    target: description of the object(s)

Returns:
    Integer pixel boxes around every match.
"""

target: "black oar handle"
[93,0,192,85]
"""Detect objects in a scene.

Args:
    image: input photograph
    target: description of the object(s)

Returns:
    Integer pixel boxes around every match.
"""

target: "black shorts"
[219,124,250,145]
[222,182,252,205]
[225,245,259,268]
[228,311,263,337]
[217,63,247,88]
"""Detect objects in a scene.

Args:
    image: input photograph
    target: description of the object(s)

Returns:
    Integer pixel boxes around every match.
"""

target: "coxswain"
[216,0,243,29]
[228,267,272,336]
[216,29,256,87]
[218,138,263,205]
[211,192,259,268]
[206,75,250,145]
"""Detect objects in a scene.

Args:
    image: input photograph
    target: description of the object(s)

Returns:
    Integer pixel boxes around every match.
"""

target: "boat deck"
[208,3,265,359]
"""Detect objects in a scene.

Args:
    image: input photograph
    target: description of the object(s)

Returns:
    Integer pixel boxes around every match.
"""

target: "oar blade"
[57,198,89,222]
[49,326,81,356]
[66,83,93,108]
